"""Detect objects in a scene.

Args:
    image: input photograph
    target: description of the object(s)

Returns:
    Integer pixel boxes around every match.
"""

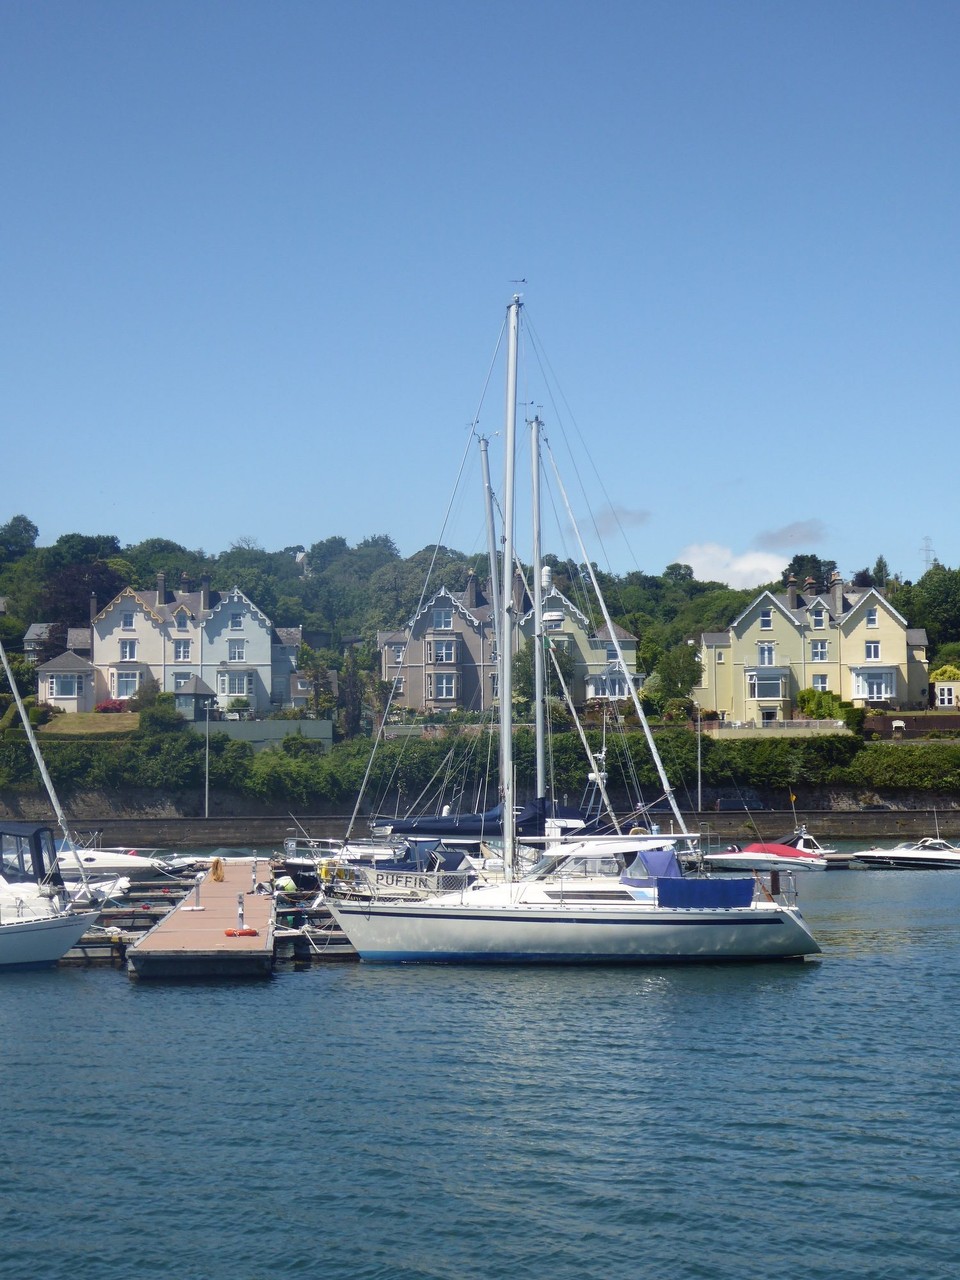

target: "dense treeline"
[3,717,959,809]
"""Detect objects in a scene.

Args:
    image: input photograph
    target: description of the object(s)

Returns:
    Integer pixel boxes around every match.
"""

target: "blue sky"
[3,1,958,588]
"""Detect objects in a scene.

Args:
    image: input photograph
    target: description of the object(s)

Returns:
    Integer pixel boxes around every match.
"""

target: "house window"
[865,642,880,661]
[173,673,191,690]
[716,651,724,663]
[228,640,245,662]
[759,608,772,630]
[120,640,137,661]
[218,673,253,696]
[855,672,893,701]
[811,640,827,662]
[937,687,954,707]
[748,673,782,698]
[757,643,775,666]
[544,616,563,632]
[230,613,243,630]
[606,644,619,662]
[812,675,828,693]
[174,640,191,662]
[51,675,80,697]
[435,673,456,699]
[433,607,453,630]
[811,609,825,630]
[434,640,456,663]
[391,644,405,665]
[176,613,188,631]
[121,612,135,630]
[116,671,139,699]
[392,676,404,694]
[866,607,878,628]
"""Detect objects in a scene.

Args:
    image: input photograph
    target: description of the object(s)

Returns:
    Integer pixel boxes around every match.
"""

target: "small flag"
[789,793,797,804]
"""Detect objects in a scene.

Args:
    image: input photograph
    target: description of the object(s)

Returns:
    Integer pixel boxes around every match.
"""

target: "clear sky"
[3,1,958,588]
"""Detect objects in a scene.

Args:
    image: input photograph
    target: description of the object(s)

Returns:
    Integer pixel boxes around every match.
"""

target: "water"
[2,870,958,1280]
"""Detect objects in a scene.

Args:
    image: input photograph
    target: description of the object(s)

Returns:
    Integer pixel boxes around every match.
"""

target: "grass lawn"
[37,711,141,735]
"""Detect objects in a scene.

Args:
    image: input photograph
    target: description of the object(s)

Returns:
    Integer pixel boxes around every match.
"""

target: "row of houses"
[17,567,937,724]
[377,568,934,721]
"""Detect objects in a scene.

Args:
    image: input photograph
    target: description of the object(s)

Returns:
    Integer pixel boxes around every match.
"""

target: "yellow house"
[693,573,928,724]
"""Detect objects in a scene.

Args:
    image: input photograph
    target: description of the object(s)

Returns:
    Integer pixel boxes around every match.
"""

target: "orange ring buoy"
[224,927,259,937]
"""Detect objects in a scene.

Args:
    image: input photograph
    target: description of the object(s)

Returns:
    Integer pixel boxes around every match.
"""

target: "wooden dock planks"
[126,857,275,979]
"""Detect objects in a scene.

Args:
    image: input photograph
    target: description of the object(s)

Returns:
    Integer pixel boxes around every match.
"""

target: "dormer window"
[176,613,188,631]
[759,608,772,630]
[811,608,825,630]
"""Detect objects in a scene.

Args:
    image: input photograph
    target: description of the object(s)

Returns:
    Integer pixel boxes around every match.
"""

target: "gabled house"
[693,572,928,722]
[378,573,498,713]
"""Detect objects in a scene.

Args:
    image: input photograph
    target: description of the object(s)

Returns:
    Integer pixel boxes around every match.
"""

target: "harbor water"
[2,866,957,1280]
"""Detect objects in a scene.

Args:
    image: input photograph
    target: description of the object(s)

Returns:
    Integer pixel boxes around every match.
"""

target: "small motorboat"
[702,840,827,872]
[851,838,960,870]
[56,846,198,881]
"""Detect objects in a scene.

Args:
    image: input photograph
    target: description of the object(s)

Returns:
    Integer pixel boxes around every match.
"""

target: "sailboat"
[0,639,100,968]
[328,298,820,963]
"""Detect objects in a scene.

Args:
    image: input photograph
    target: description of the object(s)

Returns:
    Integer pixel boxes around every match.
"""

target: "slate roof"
[35,651,95,674]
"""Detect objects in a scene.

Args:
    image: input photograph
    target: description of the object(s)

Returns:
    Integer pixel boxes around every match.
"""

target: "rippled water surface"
[2,870,957,1280]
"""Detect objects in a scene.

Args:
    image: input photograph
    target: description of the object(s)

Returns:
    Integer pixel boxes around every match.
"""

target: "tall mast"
[530,414,547,802]
[500,296,521,882]
[479,434,502,710]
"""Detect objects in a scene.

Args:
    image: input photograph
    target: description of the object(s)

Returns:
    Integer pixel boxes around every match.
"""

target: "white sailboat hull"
[0,910,99,970]
[328,896,821,963]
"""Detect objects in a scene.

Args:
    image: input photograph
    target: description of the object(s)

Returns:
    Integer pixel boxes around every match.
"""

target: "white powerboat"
[56,845,197,882]
[0,821,100,969]
[852,838,960,870]
[701,841,827,872]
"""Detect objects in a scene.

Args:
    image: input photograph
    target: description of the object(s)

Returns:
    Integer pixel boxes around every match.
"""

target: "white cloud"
[678,542,787,589]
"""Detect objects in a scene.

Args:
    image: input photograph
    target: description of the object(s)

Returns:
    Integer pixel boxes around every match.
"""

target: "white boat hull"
[328,897,821,963]
[0,910,99,969]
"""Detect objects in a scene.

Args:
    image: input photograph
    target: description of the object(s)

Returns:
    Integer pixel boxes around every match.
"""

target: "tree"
[296,644,337,721]
[655,643,702,702]
[0,515,38,565]
[339,645,364,738]
[782,555,838,590]
[511,637,577,704]
[872,555,890,589]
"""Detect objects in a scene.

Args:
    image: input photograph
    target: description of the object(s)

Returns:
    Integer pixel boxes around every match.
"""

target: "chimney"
[803,576,816,597]
[157,571,166,604]
[786,574,797,610]
[831,571,844,615]
[201,573,211,611]
[463,571,478,610]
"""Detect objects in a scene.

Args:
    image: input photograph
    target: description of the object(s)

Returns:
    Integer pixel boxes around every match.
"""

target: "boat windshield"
[525,852,624,880]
